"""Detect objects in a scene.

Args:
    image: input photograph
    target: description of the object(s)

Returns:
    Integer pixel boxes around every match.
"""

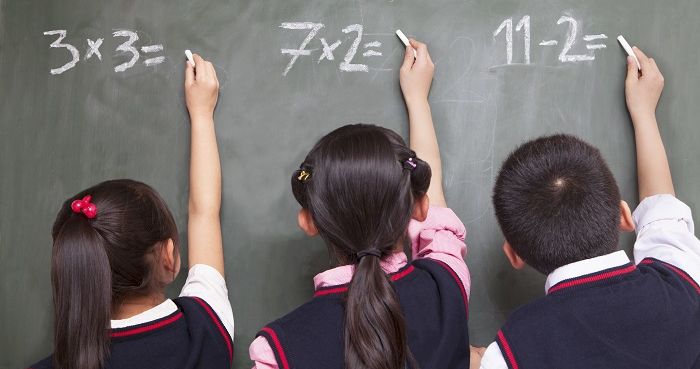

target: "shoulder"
[179,264,235,340]
[413,257,462,280]
[174,296,234,362]
[265,292,344,331]
[412,259,469,301]
[500,294,562,333]
[638,258,700,295]
[28,356,52,369]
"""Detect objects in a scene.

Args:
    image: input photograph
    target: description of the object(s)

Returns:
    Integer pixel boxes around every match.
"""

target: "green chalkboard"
[2,0,700,368]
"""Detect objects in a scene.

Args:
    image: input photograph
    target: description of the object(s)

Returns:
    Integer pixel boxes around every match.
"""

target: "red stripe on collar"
[110,311,183,338]
[547,264,637,294]
[314,265,416,297]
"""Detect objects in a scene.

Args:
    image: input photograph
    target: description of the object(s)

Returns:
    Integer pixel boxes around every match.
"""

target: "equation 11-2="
[493,15,609,65]
[43,29,165,75]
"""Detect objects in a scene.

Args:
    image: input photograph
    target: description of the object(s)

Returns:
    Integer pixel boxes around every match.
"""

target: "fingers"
[185,60,195,86]
[193,53,206,74]
[409,38,429,64]
[648,58,663,79]
[208,61,220,87]
[632,47,664,83]
[625,56,639,83]
[190,54,219,86]
[400,45,415,72]
[632,46,653,75]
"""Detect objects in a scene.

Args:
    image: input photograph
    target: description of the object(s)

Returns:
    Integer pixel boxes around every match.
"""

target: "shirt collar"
[110,299,178,328]
[544,250,631,293]
[313,252,408,290]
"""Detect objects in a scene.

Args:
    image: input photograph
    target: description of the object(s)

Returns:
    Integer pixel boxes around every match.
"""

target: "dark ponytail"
[52,218,112,369]
[50,179,179,369]
[291,124,430,369]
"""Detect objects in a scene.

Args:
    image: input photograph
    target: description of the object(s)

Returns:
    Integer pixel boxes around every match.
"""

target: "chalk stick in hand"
[396,30,417,58]
[185,49,195,68]
[617,36,641,71]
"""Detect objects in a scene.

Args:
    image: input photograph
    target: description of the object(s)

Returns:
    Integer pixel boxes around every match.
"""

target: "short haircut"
[492,134,621,274]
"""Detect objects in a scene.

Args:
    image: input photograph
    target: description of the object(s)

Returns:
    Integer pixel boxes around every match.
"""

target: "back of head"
[51,179,178,369]
[291,124,430,369]
[492,134,621,275]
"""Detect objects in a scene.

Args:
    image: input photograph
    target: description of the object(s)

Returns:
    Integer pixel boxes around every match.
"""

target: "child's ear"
[297,209,319,236]
[161,238,180,282]
[503,241,526,270]
[411,195,429,222]
[619,200,635,233]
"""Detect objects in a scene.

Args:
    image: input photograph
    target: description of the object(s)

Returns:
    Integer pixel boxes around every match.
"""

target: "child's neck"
[112,293,167,320]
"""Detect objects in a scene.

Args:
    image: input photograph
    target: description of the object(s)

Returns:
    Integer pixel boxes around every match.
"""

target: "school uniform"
[249,206,471,369]
[29,264,235,369]
[480,194,700,369]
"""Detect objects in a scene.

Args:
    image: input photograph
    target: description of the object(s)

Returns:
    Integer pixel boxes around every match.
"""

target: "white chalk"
[395,29,417,58]
[616,36,641,70]
[185,49,195,67]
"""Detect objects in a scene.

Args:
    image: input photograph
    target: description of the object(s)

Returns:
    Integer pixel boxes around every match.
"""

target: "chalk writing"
[279,22,385,75]
[494,15,608,65]
[43,29,166,75]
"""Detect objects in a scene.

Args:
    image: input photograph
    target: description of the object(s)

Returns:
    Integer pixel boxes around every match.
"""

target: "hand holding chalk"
[617,36,641,71]
[623,46,664,119]
[185,49,195,68]
[396,30,417,58]
[185,54,220,118]
[399,38,434,104]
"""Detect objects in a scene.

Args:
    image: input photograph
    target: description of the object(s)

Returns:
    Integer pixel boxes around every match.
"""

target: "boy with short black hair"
[479,46,700,369]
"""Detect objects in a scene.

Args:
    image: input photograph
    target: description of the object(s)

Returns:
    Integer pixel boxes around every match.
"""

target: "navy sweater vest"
[497,258,700,369]
[29,297,233,369]
[257,258,470,369]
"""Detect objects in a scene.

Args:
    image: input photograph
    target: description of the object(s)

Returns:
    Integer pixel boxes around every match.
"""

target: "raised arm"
[625,47,674,200]
[184,54,225,275]
[399,39,446,207]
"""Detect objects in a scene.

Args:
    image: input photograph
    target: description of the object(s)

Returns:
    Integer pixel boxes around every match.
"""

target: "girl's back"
[251,39,472,369]
[29,55,233,369]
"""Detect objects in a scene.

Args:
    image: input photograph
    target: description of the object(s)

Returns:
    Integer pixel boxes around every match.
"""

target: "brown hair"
[51,179,179,369]
[291,124,431,369]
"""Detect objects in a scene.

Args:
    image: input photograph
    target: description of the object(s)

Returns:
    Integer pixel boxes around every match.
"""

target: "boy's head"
[492,134,634,275]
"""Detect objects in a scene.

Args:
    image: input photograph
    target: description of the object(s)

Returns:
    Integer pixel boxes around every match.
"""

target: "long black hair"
[51,179,179,369]
[291,124,431,369]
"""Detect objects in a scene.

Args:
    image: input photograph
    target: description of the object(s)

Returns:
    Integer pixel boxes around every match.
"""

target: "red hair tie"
[71,195,98,219]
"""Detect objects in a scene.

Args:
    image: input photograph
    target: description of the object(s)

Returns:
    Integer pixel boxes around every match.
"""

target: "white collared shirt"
[110,264,235,341]
[480,194,700,369]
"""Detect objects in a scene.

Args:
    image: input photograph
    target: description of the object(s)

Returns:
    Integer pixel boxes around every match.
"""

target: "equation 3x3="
[43,29,166,75]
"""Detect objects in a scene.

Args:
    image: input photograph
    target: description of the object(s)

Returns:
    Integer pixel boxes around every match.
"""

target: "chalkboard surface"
[2,0,699,368]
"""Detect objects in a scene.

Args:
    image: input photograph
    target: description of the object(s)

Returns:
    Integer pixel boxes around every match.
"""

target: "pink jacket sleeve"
[250,336,279,369]
[408,206,471,297]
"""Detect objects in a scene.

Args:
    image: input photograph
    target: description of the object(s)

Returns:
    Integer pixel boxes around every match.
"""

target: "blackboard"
[2,0,700,368]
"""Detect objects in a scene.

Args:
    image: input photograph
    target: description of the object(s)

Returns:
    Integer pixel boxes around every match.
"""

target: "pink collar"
[313,252,408,290]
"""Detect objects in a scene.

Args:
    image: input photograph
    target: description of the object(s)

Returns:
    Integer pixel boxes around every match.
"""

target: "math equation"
[279,22,387,76]
[43,29,165,75]
[279,14,616,76]
[493,15,609,65]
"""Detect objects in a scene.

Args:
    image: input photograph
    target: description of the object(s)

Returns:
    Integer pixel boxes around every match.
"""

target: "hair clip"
[71,195,98,219]
[403,158,417,170]
[298,170,311,183]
